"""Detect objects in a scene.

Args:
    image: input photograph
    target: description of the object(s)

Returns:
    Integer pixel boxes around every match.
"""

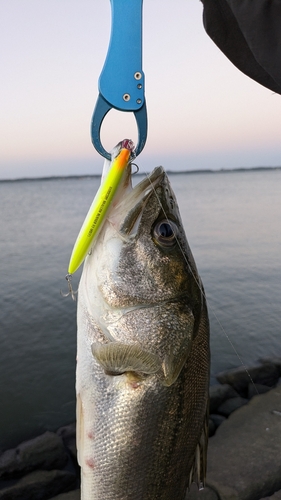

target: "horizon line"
[0,165,280,183]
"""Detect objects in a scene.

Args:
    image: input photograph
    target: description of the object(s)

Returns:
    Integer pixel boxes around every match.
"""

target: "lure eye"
[153,219,178,247]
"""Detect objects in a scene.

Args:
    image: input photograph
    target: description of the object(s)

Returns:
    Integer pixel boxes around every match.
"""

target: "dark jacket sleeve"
[202,0,281,94]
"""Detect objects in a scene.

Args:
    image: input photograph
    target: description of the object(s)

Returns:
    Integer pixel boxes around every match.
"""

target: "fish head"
[91,166,203,316]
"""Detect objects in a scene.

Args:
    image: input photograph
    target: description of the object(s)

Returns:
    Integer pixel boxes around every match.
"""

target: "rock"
[209,384,239,414]
[248,383,272,399]
[217,396,248,417]
[209,414,226,429]
[0,470,76,500]
[0,432,68,479]
[208,419,216,437]
[258,357,281,375]
[260,490,281,499]
[186,483,219,499]
[57,424,77,460]
[216,363,280,395]
[206,386,281,500]
[49,490,80,500]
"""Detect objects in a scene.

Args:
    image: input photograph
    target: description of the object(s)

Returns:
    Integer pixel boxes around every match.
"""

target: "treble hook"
[60,274,78,301]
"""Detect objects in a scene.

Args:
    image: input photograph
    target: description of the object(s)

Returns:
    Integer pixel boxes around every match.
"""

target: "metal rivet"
[137,84,142,89]
[136,99,142,104]
[134,72,142,80]
[123,94,131,101]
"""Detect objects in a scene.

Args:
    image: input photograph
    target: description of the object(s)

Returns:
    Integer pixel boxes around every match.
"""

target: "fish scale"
[76,162,210,499]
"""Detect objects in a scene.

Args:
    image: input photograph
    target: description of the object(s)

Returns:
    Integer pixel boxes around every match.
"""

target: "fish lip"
[119,166,165,235]
[133,166,165,194]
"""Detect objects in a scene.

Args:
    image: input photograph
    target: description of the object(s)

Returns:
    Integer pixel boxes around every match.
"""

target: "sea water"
[0,169,280,448]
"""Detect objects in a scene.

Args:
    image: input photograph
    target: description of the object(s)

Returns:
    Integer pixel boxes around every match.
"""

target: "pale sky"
[1,0,281,179]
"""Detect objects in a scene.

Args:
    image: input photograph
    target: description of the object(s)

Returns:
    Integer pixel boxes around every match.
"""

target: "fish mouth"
[117,166,165,235]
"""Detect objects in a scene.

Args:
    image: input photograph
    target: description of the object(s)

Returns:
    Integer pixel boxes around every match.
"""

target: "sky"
[1,0,281,179]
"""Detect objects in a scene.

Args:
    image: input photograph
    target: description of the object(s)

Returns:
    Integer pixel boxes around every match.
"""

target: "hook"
[60,274,78,301]
[131,162,139,175]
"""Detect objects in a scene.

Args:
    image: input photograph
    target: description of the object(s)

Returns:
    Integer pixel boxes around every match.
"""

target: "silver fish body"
[76,165,210,500]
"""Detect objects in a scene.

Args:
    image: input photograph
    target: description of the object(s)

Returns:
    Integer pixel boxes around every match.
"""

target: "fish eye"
[153,219,178,247]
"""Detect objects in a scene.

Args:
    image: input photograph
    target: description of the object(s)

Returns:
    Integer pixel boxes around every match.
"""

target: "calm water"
[0,169,280,448]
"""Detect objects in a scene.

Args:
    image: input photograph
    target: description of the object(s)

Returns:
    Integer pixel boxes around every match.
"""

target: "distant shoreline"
[1,165,280,183]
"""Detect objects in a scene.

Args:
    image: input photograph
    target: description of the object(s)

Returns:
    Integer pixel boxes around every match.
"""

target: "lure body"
[68,141,133,275]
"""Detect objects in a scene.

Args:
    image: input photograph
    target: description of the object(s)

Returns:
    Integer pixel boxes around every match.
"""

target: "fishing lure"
[68,139,134,275]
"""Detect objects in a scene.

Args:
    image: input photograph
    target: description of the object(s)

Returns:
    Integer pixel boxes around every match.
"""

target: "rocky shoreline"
[0,357,281,500]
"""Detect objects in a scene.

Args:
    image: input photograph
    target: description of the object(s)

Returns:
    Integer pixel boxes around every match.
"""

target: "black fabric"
[202,0,281,94]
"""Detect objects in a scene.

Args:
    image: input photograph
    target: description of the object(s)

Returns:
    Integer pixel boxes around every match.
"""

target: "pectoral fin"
[91,341,162,376]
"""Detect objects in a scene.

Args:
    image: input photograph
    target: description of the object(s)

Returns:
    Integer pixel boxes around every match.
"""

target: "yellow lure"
[68,146,132,274]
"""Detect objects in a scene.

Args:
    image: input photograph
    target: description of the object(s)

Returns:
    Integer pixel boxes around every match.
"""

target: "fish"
[76,150,210,500]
